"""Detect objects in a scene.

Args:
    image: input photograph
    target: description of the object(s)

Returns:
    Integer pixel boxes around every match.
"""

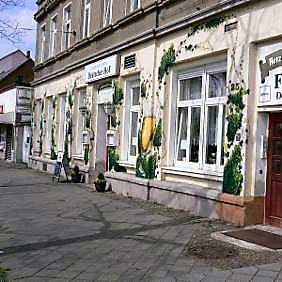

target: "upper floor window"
[62,3,72,50]
[49,15,57,57]
[173,62,227,173]
[39,24,46,63]
[82,0,91,38]
[130,0,140,12]
[103,0,113,27]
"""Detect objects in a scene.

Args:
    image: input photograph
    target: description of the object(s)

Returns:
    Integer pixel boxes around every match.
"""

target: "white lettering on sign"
[269,56,282,67]
[85,55,119,83]
[258,43,282,106]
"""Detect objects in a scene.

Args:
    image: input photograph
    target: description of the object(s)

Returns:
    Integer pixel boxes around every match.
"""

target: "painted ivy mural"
[135,16,229,179]
[50,96,57,160]
[136,77,161,179]
[63,80,76,162]
[108,81,127,172]
[222,80,249,195]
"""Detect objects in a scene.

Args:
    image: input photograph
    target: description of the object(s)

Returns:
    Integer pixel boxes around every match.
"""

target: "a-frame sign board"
[52,152,71,183]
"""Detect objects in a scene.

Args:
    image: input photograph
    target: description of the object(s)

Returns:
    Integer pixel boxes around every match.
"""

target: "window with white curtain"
[123,78,140,162]
[49,15,57,57]
[83,0,91,38]
[174,63,226,173]
[103,0,113,27]
[62,3,72,50]
[39,24,46,63]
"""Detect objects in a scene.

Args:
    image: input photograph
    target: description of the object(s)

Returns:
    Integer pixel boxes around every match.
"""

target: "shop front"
[256,41,282,227]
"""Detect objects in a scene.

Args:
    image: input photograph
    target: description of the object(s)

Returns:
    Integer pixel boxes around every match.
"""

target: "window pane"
[189,107,200,162]
[130,112,138,156]
[131,86,139,106]
[176,108,188,161]
[179,77,202,101]
[208,72,226,98]
[206,106,218,164]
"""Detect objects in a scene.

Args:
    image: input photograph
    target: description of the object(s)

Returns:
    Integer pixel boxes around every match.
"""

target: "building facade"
[32,0,282,226]
[0,50,34,163]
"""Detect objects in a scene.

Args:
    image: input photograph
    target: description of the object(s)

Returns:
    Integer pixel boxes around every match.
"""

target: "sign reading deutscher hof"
[85,55,119,83]
[258,44,282,106]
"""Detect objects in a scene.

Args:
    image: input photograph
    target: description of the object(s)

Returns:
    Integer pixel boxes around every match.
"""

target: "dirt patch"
[183,221,282,270]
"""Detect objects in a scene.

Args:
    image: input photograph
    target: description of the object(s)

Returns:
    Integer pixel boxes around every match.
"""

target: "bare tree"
[0,0,24,43]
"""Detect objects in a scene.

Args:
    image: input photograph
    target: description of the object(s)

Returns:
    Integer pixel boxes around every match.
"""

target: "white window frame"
[122,78,140,163]
[82,0,91,38]
[62,3,72,51]
[76,88,87,156]
[172,62,227,175]
[103,0,113,27]
[49,14,57,57]
[39,24,46,63]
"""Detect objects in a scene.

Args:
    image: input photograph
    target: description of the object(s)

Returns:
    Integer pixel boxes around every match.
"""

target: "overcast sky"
[0,1,37,59]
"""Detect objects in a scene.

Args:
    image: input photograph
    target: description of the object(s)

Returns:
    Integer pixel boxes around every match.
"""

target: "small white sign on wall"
[85,55,119,83]
[258,43,282,106]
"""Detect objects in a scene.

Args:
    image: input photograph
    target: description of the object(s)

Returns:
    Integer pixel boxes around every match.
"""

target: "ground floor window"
[76,88,87,156]
[173,62,226,173]
[122,78,140,163]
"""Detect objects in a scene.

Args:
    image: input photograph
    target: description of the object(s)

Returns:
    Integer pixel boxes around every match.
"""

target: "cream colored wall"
[33,67,90,165]
[148,0,282,195]
[33,0,282,193]
[119,41,157,164]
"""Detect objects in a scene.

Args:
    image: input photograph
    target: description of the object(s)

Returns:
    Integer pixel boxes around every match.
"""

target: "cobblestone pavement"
[0,164,282,281]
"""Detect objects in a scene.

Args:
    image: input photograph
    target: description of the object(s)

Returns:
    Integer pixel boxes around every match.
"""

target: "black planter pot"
[95,182,106,192]
[71,174,81,183]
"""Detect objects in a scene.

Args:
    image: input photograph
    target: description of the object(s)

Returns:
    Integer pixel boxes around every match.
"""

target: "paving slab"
[1,165,282,281]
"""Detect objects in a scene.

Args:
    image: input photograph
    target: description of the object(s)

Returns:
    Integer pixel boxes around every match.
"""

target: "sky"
[0,1,37,59]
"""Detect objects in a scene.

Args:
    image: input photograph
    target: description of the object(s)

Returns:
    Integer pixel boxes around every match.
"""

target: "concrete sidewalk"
[0,166,282,281]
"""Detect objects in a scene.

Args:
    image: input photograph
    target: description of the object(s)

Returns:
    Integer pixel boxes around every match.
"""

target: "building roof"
[0,50,32,82]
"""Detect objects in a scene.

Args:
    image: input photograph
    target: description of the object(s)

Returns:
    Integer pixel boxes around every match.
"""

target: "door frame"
[266,112,282,226]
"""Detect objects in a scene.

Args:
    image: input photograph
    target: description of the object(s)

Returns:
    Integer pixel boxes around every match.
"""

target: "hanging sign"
[258,44,282,106]
[85,55,119,83]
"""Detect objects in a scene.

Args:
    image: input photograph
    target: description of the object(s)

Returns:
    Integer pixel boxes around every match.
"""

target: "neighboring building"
[32,0,282,227]
[0,50,34,163]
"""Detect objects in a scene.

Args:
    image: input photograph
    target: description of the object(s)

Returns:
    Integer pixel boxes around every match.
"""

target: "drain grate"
[224,228,282,250]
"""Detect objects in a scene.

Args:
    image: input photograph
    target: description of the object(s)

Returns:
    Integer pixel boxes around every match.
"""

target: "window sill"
[118,160,136,168]
[72,154,84,161]
[162,166,223,182]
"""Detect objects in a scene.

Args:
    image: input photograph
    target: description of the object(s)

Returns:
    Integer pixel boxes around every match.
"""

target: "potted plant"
[94,173,107,192]
[71,165,82,183]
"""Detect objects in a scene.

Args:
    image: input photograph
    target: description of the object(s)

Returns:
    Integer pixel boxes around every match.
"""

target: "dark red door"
[266,113,282,227]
